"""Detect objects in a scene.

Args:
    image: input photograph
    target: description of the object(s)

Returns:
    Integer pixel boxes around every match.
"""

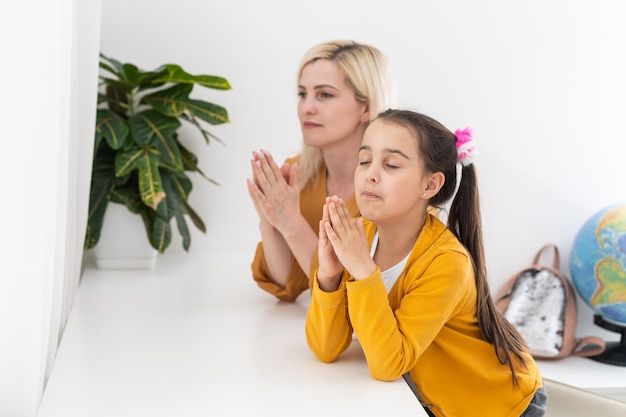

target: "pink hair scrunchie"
[454,127,477,166]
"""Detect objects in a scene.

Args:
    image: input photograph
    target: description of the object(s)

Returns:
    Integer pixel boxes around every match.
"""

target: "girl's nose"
[366,167,379,183]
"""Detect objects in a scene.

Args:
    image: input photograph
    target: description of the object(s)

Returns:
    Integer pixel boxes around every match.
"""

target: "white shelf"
[536,356,626,401]
[38,251,626,416]
[37,252,422,417]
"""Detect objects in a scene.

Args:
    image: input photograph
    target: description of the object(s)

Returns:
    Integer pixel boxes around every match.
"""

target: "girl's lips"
[302,121,320,128]
[361,191,380,199]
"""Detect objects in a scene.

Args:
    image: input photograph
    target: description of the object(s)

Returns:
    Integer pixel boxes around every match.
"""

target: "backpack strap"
[532,243,560,270]
[572,336,606,357]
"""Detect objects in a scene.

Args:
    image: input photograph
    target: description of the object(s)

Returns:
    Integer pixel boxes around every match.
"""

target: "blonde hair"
[296,40,397,189]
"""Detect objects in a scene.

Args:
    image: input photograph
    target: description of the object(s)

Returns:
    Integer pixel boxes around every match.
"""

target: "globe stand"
[590,314,626,366]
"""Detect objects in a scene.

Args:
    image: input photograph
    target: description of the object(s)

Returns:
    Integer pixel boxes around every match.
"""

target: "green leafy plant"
[84,53,231,253]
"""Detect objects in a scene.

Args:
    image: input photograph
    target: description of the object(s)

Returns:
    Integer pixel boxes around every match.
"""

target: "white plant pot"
[92,203,158,269]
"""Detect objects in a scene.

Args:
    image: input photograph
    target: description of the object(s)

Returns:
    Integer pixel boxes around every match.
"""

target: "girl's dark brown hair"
[376,109,528,384]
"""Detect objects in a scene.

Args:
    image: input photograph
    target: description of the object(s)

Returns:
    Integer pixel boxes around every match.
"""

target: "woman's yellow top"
[251,155,358,301]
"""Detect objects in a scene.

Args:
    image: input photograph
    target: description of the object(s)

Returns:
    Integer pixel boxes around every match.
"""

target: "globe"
[570,203,626,365]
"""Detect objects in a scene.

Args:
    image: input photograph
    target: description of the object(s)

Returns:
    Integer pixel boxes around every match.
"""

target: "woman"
[247,40,397,301]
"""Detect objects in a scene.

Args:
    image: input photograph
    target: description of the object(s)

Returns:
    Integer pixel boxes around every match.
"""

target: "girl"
[305,109,546,416]
[247,40,397,302]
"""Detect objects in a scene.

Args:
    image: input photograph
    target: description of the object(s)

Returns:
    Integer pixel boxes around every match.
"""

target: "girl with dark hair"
[305,109,546,416]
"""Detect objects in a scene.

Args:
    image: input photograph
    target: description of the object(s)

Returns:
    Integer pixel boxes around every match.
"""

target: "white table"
[536,357,626,401]
[37,252,424,417]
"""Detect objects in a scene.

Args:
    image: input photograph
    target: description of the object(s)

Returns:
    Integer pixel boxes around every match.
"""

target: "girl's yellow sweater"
[306,214,542,417]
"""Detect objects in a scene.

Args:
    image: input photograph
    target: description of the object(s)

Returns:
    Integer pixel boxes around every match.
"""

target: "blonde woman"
[247,40,397,301]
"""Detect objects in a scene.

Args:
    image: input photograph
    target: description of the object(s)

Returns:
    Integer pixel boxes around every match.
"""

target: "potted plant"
[84,53,231,256]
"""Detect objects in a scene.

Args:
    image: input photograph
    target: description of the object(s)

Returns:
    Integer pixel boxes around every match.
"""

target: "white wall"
[99,0,626,338]
[0,1,101,416]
